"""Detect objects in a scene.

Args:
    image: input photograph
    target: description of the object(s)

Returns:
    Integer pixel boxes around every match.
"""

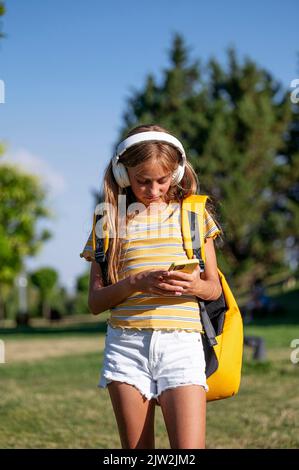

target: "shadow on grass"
[0,321,107,336]
[241,360,273,375]
[240,287,299,326]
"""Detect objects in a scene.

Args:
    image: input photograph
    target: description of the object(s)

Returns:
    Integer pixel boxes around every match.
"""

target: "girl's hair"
[102,123,223,284]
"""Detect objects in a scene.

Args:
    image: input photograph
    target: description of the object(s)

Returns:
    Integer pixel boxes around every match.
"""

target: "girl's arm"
[88,261,137,315]
[197,237,222,300]
[88,261,183,315]
[160,238,222,301]
[88,237,222,314]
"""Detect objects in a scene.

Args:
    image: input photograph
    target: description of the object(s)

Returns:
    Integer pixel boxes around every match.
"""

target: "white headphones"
[111,131,187,188]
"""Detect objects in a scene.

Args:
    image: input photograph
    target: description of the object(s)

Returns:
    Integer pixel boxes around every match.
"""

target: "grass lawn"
[0,302,298,448]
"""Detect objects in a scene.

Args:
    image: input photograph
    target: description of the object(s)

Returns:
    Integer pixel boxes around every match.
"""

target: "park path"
[4,336,106,363]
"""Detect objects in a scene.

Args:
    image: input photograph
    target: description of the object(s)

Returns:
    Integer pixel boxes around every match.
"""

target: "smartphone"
[168,259,199,274]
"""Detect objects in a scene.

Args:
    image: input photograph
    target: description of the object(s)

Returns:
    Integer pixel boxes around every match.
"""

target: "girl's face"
[127,159,173,207]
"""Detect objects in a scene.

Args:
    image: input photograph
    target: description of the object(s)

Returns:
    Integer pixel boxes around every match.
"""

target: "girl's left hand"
[157,255,203,296]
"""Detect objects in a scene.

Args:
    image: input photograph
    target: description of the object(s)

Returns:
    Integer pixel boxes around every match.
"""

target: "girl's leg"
[107,381,156,449]
[158,384,206,449]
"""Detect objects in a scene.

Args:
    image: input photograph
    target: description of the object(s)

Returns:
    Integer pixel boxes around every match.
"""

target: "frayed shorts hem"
[98,371,208,405]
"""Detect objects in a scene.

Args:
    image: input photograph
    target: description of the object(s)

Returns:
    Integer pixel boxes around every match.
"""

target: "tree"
[277,73,299,276]
[0,1,5,40]
[70,271,90,315]
[0,165,52,320]
[116,33,298,291]
[30,268,58,320]
[76,271,89,294]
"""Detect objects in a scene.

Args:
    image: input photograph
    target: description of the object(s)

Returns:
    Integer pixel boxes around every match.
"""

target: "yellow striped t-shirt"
[80,201,221,332]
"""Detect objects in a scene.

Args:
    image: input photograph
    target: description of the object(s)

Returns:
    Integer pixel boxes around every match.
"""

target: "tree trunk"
[0,295,5,324]
[42,299,50,320]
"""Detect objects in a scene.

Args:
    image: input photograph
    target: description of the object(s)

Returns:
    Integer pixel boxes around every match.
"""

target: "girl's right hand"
[130,269,184,296]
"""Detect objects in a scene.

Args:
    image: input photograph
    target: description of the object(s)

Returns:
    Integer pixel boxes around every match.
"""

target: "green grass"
[0,289,298,449]
[244,323,299,349]
[0,324,298,449]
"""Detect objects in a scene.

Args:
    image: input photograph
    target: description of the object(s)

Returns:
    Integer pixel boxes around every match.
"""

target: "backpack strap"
[181,194,209,268]
[92,211,110,286]
[182,194,218,347]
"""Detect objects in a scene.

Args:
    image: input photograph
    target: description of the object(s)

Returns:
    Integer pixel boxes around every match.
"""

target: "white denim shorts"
[98,324,208,405]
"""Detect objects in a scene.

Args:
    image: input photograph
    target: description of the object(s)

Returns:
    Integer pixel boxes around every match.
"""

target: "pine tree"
[116,33,298,291]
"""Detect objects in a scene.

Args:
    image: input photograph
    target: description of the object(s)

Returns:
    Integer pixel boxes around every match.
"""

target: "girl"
[80,124,223,449]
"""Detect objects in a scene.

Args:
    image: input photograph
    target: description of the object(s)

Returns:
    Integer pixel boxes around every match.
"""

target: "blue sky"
[0,0,298,294]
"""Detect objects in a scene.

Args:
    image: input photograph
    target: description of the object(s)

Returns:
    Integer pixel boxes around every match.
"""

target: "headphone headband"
[113,131,186,161]
[111,130,187,188]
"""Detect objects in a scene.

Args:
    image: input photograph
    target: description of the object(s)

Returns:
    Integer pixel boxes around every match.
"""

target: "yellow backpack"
[182,194,243,401]
[90,194,243,401]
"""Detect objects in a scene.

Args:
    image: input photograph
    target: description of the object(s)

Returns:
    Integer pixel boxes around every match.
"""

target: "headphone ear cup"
[112,160,131,188]
[171,162,185,185]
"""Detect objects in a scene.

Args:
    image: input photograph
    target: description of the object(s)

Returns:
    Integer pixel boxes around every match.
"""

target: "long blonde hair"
[102,123,222,284]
